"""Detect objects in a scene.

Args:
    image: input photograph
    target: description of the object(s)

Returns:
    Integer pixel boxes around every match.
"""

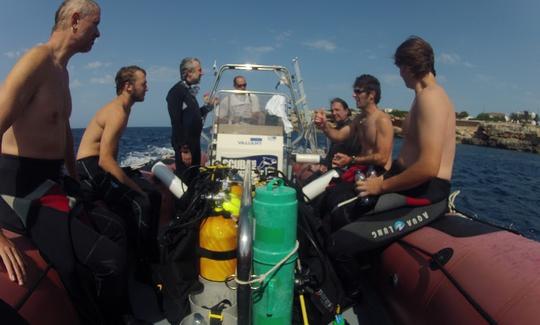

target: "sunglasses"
[236,83,247,88]
[353,88,368,94]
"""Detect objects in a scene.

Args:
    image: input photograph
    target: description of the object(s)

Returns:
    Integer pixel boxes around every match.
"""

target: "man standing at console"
[219,75,263,124]
[166,57,214,184]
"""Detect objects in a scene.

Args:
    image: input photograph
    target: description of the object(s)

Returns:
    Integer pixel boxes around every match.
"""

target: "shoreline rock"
[460,122,539,154]
[392,119,539,154]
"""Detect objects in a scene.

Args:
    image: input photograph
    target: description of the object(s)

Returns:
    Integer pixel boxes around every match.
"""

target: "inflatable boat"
[2,60,539,325]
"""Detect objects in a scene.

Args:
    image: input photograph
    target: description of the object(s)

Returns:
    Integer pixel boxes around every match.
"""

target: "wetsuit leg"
[1,155,131,324]
[130,174,161,261]
[78,157,161,282]
[71,205,131,322]
[323,182,373,232]
[27,201,127,324]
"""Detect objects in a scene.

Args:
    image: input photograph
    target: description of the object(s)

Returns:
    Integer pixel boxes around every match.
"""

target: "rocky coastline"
[393,120,540,154]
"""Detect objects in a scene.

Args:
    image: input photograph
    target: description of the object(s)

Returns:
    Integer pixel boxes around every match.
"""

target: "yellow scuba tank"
[199,182,241,281]
[199,214,238,281]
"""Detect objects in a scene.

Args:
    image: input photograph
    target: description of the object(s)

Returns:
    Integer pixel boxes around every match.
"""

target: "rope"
[228,241,299,288]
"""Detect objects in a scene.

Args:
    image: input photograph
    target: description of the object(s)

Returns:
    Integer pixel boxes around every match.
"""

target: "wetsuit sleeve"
[200,104,213,120]
[167,88,190,151]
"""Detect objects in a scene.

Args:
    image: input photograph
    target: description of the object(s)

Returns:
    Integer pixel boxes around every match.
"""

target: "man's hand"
[314,109,327,129]
[356,175,384,197]
[0,232,26,286]
[332,153,353,168]
[203,92,219,106]
[181,150,192,167]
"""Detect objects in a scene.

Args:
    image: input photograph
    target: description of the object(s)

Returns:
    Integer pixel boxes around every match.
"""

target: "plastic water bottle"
[354,169,366,182]
[356,166,377,205]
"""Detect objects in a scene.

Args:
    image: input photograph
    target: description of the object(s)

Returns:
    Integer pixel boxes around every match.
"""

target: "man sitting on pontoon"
[219,75,265,124]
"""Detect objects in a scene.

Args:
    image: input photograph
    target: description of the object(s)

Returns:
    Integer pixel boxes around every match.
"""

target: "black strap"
[205,299,232,325]
[198,247,237,260]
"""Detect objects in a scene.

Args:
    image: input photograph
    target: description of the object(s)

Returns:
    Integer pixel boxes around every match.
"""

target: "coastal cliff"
[307,111,539,154]
[460,122,539,153]
[393,120,540,154]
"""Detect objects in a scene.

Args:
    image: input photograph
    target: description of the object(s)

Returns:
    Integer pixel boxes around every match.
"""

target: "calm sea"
[72,127,540,241]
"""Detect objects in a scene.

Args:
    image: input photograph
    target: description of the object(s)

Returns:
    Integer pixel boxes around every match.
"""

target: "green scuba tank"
[252,178,297,325]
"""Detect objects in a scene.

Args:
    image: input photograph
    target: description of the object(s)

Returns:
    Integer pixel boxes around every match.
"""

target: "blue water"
[72,127,540,241]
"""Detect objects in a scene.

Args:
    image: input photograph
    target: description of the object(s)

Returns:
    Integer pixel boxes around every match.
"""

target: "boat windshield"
[214,90,290,135]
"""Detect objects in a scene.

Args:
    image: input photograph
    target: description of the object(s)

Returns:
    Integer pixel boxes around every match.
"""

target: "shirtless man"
[0,1,133,323]
[357,36,455,202]
[76,66,161,282]
[314,74,394,299]
[315,74,393,172]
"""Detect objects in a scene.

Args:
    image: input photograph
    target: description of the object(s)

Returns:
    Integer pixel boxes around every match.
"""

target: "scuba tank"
[199,169,242,282]
[252,178,298,325]
[199,215,237,282]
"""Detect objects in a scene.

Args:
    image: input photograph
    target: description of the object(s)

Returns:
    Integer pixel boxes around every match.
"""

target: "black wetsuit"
[166,81,211,184]
[76,156,161,280]
[0,154,128,324]
[321,118,359,169]
[324,160,451,296]
[384,160,450,203]
[325,160,450,230]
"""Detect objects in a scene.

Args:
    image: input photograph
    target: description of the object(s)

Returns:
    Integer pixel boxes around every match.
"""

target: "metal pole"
[237,160,253,325]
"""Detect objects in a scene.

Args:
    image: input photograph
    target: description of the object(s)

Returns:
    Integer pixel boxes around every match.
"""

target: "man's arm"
[0,48,47,286]
[98,112,144,194]
[0,48,47,153]
[64,120,78,180]
[314,109,352,142]
[167,89,190,153]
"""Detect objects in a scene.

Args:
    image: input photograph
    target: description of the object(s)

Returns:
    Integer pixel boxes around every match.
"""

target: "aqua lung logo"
[371,212,430,239]
[394,220,406,232]
[237,137,263,145]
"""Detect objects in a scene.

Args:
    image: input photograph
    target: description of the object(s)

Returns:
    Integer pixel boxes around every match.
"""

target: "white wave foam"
[120,145,175,168]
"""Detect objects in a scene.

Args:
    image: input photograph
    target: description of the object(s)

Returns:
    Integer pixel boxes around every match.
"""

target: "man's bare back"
[0,45,71,159]
[77,66,147,194]
[397,84,455,181]
[76,101,129,160]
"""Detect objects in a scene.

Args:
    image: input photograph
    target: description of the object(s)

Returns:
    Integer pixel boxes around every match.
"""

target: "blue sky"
[1,0,539,127]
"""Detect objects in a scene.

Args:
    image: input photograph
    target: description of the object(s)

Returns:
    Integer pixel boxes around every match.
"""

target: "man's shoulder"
[417,84,447,101]
[98,101,128,124]
[10,45,52,75]
[375,108,391,120]
[167,81,187,97]
[416,84,453,112]
[22,45,52,63]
